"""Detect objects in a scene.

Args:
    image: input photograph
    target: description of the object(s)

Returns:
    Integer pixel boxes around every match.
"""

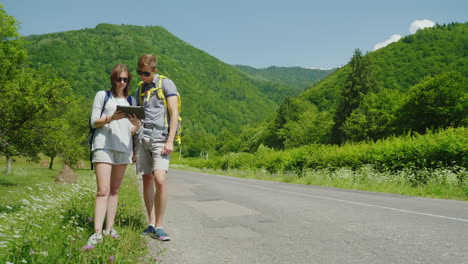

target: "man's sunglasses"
[136,69,151,77]
[117,77,129,83]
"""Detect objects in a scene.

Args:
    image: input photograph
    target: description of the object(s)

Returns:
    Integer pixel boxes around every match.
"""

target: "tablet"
[116,105,145,119]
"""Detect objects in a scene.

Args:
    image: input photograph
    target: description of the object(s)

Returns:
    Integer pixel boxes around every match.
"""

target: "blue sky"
[2,0,467,69]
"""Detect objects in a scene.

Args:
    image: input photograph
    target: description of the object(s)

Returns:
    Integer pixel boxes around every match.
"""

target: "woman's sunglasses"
[136,70,151,77]
[117,78,129,83]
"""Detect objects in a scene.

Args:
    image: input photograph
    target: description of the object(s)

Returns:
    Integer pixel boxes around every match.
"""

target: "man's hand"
[162,141,174,155]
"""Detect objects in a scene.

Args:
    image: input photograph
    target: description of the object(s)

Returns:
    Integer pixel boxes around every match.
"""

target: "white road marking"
[214,176,468,223]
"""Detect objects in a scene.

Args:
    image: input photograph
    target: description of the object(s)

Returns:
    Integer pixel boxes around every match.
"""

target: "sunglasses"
[136,69,152,77]
[117,77,129,83]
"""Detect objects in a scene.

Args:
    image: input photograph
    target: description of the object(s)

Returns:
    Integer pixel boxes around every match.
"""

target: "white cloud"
[409,19,435,34]
[372,19,436,51]
[373,34,402,51]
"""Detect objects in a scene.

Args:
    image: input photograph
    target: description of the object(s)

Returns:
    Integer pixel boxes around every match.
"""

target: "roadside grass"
[0,158,160,264]
[170,164,468,201]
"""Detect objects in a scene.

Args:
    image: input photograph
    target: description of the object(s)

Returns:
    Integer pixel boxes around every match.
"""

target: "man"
[134,54,179,241]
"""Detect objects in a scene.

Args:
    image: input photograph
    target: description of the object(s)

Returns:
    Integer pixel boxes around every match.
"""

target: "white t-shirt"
[90,91,136,153]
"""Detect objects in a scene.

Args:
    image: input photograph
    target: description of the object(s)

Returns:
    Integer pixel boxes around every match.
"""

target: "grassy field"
[0,158,161,264]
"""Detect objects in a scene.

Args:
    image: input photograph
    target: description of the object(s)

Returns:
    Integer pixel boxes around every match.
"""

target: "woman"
[87,64,140,246]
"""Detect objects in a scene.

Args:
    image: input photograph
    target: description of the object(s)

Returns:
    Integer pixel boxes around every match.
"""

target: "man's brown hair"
[138,54,157,70]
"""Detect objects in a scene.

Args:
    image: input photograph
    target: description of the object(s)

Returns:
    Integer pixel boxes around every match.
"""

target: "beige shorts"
[135,137,170,174]
[92,149,132,165]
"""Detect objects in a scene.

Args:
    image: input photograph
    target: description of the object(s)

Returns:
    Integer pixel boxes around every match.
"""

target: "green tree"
[0,5,27,82]
[0,67,71,173]
[279,106,333,148]
[331,49,376,144]
[262,97,305,149]
[1,6,27,172]
[397,71,468,134]
[341,89,405,142]
[41,98,88,169]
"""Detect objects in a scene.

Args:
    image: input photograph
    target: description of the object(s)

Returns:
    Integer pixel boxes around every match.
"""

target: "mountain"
[235,65,335,91]
[23,23,299,136]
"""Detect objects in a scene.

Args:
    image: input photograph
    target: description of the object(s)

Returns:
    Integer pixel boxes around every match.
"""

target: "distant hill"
[235,65,335,91]
[23,24,301,136]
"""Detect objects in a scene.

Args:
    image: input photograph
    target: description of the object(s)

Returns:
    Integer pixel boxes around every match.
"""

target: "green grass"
[0,158,160,264]
[170,164,468,201]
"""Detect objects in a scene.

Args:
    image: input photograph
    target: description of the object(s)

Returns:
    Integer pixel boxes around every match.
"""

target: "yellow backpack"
[137,75,182,144]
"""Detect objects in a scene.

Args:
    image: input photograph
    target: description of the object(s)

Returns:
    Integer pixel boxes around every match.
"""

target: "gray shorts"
[92,149,132,165]
[135,137,170,174]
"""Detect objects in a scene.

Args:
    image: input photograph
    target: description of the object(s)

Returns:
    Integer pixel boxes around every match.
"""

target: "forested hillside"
[262,23,467,149]
[24,24,311,142]
[235,65,335,91]
[15,21,468,158]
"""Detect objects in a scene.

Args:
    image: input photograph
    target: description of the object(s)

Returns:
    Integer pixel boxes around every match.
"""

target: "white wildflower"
[30,196,43,202]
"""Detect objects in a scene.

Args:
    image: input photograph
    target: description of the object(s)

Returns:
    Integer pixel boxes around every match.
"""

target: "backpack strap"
[100,90,111,117]
[138,76,168,104]
[137,81,144,106]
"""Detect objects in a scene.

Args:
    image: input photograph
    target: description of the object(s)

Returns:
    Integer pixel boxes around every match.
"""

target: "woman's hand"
[110,110,127,122]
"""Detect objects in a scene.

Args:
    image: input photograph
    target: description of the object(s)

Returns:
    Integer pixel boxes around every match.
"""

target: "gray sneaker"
[154,228,171,241]
[86,233,103,245]
[141,225,155,237]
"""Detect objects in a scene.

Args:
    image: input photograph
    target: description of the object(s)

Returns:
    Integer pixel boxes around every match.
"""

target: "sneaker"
[86,233,103,246]
[153,227,171,241]
[103,229,119,239]
[141,225,155,237]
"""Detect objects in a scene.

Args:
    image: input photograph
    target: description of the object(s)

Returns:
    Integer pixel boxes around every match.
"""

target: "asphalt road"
[145,169,468,264]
